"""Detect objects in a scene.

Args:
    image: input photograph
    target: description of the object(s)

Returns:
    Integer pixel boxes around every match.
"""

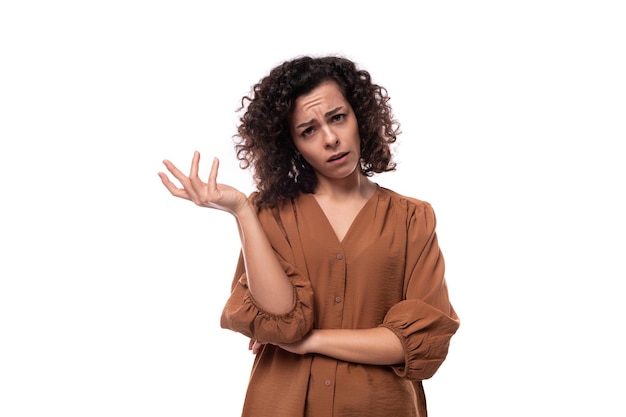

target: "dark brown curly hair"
[235,55,400,208]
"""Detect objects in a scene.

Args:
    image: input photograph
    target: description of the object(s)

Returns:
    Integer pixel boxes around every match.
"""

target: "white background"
[1,1,625,416]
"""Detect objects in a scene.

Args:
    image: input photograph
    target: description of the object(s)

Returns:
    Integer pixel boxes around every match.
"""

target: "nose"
[322,126,339,148]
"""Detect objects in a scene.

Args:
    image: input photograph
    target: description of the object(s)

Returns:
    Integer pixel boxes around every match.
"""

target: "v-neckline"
[305,185,379,244]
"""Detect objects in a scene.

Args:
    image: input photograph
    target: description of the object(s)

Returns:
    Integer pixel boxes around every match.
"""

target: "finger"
[208,157,220,192]
[252,341,265,355]
[189,151,208,199]
[163,159,200,203]
[158,172,190,200]
[162,159,188,183]
[189,150,200,178]
[181,152,204,203]
[248,339,256,350]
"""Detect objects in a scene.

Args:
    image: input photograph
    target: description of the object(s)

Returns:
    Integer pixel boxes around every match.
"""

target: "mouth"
[327,152,349,162]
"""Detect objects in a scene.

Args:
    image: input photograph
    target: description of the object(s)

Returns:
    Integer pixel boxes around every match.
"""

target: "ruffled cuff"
[380,299,459,381]
[220,261,315,344]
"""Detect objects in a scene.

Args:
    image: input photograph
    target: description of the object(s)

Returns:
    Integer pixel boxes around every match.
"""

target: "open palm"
[158,151,248,215]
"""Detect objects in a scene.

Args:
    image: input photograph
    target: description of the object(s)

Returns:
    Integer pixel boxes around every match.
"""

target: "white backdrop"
[1,1,625,416]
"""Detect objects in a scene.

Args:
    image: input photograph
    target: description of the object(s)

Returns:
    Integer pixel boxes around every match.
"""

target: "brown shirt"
[221,186,460,417]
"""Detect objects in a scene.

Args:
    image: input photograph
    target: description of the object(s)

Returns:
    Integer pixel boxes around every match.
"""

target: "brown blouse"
[221,186,459,417]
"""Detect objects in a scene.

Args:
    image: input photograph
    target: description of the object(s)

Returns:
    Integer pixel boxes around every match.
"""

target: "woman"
[158,55,459,417]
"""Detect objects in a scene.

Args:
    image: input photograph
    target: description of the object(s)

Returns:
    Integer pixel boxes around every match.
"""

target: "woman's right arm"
[158,151,295,314]
[231,198,295,313]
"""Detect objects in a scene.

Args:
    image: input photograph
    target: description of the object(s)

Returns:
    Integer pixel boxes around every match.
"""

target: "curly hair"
[234,55,400,208]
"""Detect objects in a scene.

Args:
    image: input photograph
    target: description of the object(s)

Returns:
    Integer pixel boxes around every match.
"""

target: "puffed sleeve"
[379,201,460,381]
[220,200,315,344]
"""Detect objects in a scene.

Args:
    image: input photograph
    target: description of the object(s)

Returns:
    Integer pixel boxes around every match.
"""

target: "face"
[289,81,362,184]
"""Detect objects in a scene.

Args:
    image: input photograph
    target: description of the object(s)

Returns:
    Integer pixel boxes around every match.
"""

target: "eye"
[301,126,315,137]
[331,114,346,123]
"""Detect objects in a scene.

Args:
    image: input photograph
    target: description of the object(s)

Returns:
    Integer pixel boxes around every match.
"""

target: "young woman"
[158,55,459,417]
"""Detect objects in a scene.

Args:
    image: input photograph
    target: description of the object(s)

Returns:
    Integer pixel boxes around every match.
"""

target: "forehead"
[292,81,347,115]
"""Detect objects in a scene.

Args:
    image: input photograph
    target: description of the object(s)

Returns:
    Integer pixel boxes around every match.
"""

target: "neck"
[314,171,375,200]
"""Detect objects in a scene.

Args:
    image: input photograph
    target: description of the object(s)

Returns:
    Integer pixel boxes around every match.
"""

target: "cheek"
[354,136,363,154]
[299,151,316,166]
[292,144,313,164]
[293,142,307,158]
[292,138,310,158]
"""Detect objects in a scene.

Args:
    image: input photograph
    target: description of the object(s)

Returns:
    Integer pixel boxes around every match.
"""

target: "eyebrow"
[296,106,344,129]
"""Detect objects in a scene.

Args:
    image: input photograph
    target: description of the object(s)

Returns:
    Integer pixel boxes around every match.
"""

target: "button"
[336,253,344,260]
[324,379,332,386]
[335,296,342,303]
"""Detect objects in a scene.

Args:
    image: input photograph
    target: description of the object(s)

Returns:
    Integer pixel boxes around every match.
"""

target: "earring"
[290,152,301,181]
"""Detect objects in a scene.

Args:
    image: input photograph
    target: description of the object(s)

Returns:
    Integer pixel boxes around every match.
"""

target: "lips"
[327,152,349,162]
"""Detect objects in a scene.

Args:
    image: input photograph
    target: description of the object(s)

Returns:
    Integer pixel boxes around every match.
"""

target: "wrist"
[306,330,321,354]
[232,198,255,220]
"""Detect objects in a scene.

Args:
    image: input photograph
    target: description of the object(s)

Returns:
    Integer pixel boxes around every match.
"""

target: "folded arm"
[277,327,405,365]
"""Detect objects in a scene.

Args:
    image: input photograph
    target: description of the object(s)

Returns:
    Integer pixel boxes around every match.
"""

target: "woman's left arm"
[277,327,404,365]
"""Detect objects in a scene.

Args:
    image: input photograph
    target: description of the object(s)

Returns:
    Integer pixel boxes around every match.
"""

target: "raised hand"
[158,151,248,215]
